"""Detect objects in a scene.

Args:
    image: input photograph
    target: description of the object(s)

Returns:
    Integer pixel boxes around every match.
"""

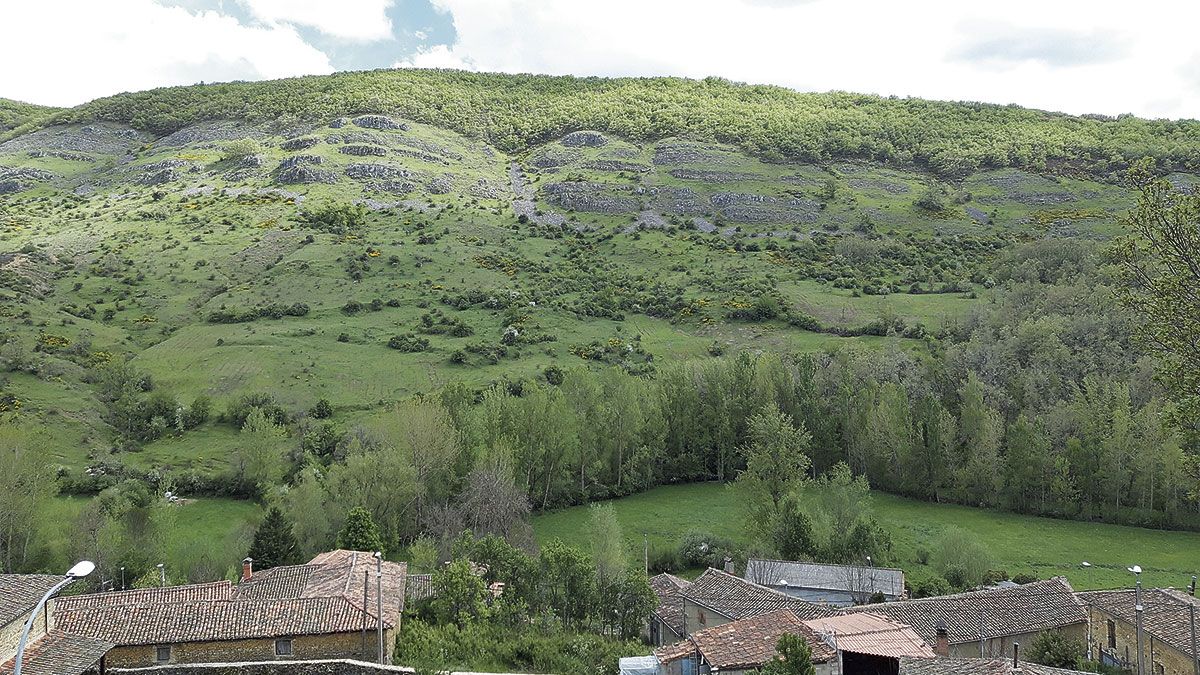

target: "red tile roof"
[0,575,63,627]
[841,577,1086,647]
[682,568,836,622]
[0,629,112,675]
[656,608,837,671]
[802,612,936,659]
[53,550,407,647]
[649,573,691,638]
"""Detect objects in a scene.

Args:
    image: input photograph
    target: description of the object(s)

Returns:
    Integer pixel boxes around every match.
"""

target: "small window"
[275,638,293,656]
[155,645,171,663]
[1154,662,1164,675]
[1107,620,1116,649]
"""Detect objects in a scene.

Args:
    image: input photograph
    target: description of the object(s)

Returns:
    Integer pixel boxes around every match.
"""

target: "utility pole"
[1130,565,1144,675]
[157,563,165,588]
[644,534,649,574]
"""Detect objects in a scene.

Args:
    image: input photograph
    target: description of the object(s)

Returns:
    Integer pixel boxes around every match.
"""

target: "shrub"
[226,393,289,428]
[299,201,367,233]
[911,574,952,598]
[309,398,333,419]
[219,138,262,160]
[388,333,430,352]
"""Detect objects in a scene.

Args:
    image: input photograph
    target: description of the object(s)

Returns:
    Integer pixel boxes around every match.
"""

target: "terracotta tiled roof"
[56,595,386,645]
[53,550,407,646]
[0,574,63,626]
[841,577,1086,647]
[55,581,233,612]
[650,573,691,638]
[682,568,836,622]
[803,612,936,659]
[1080,587,1199,658]
[746,559,905,598]
[899,657,1094,675]
[0,629,113,675]
[656,608,836,671]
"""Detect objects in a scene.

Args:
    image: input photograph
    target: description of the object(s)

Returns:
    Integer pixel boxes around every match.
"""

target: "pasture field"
[532,482,1200,591]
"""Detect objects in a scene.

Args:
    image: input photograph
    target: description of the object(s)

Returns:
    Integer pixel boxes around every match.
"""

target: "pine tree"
[337,506,384,553]
[247,506,301,570]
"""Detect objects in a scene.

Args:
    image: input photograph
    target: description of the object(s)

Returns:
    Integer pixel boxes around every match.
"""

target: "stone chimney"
[723,557,735,574]
[934,621,950,657]
[241,557,253,583]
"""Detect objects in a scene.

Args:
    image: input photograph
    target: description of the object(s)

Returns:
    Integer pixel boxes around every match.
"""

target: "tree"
[337,506,384,553]
[772,495,817,560]
[760,633,816,675]
[588,503,628,587]
[539,538,595,630]
[407,536,439,575]
[0,426,54,573]
[231,407,288,497]
[1029,630,1084,669]
[458,450,532,545]
[247,507,300,570]
[431,558,489,627]
[737,404,812,542]
[1111,159,1200,421]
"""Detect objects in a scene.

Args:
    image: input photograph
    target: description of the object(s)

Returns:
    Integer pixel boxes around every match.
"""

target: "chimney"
[723,557,735,574]
[241,557,253,583]
[1013,642,1021,671]
[934,621,950,657]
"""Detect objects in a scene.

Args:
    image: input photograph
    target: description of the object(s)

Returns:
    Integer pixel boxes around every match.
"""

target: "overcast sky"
[2,0,1198,119]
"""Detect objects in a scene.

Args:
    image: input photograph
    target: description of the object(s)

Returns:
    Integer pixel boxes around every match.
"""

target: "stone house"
[898,656,1096,675]
[678,568,835,637]
[841,577,1089,660]
[655,608,839,675]
[647,573,691,647]
[0,574,112,675]
[1079,587,1199,675]
[745,559,905,606]
[54,550,407,668]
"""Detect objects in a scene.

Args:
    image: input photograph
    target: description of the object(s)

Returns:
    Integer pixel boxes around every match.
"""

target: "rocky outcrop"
[668,168,756,183]
[27,150,94,162]
[339,145,388,157]
[470,178,503,199]
[847,178,910,194]
[427,175,454,194]
[544,181,639,213]
[561,130,608,147]
[365,180,417,195]
[583,159,649,173]
[345,163,412,180]
[0,123,148,156]
[528,147,581,169]
[650,186,706,215]
[275,165,337,184]
[710,192,821,223]
[353,115,407,131]
[156,121,269,147]
[280,136,320,151]
[330,117,349,128]
[278,155,323,169]
[653,141,731,166]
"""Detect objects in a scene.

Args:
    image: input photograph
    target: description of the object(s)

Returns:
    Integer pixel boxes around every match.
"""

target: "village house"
[53,550,407,668]
[678,567,836,636]
[745,559,906,606]
[647,573,691,647]
[653,608,933,675]
[0,574,112,675]
[898,656,1096,675]
[1079,587,1199,675]
[841,577,1088,660]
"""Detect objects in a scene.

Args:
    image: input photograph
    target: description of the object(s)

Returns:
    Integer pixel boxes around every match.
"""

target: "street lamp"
[1129,565,1144,675]
[13,560,94,675]
[373,551,383,665]
[1081,563,1093,660]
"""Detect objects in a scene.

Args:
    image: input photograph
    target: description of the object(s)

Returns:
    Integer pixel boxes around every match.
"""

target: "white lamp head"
[66,561,95,579]
[1081,562,1092,568]
[1128,565,1142,575]
[373,551,382,559]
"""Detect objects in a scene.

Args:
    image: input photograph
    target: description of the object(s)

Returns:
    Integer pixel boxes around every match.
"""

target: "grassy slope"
[531,483,1200,591]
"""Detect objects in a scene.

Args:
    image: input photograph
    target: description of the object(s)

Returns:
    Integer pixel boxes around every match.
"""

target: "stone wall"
[103,630,395,669]
[0,596,55,662]
[110,658,412,675]
[946,622,1087,660]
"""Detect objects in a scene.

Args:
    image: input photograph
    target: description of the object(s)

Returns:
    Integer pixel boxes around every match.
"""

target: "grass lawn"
[531,483,1200,591]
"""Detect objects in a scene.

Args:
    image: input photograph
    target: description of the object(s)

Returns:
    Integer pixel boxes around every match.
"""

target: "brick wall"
[103,630,396,669]
[1088,606,1195,675]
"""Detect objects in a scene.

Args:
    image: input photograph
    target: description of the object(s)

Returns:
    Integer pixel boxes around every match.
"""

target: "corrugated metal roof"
[745,559,905,597]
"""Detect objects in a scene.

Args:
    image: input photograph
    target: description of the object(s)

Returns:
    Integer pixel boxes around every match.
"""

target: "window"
[1107,620,1116,649]
[275,638,293,657]
[1154,662,1164,675]
[155,645,171,663]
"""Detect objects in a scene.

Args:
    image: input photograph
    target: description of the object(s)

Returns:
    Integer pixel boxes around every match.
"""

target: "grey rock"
[345,163,412,180]
[653,141,731,166]
[470,178,503,199]
[366,180,417,195]
[27,150,94,162]
[669,168,757,183]
[529,147,581,168]
[710,192,820,223]
[427,175,454,194]
[339,145,388,157]
[280,136,320,151]
[965,206,990,223]
[278,155,323,169]
[275,165,337,184]
[561,130,608,147]
[330,117,349,128]
[583,159,649,173]
[544,181,639,214]
[353,115,407,131]
[846,178,910,194]
[0,123,148,156]
[139,168,179,185]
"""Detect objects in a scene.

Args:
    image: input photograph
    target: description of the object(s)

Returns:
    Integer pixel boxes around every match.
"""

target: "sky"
[1,0,1198,119]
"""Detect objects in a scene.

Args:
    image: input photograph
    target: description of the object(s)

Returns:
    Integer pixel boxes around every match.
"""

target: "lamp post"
[120,566,126,591]
[13,560,95,675]
[373,551,384,665]
[1129,565,1144,675]
[157,563,165,587]
[1081,562,1093,660]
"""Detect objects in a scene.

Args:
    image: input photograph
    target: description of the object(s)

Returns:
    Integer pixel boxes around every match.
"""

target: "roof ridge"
[844,576,1075,611]
[747,558,906,573]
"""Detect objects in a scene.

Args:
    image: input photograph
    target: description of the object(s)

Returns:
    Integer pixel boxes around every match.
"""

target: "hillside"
[0,71,1195,581]
[0,97,58,133]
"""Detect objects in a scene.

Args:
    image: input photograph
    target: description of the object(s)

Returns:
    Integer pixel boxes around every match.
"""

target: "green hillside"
[0,70,1195,581]
[0,98,59,133]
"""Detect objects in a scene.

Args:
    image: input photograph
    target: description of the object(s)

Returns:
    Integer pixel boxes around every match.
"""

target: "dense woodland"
[8,70,1200,177]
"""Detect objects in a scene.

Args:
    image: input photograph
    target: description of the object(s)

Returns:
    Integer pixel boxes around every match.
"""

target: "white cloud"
[403,0,1200,119]
[238,0,395,42]
[394,44,475,70]
[0,0,334,106]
